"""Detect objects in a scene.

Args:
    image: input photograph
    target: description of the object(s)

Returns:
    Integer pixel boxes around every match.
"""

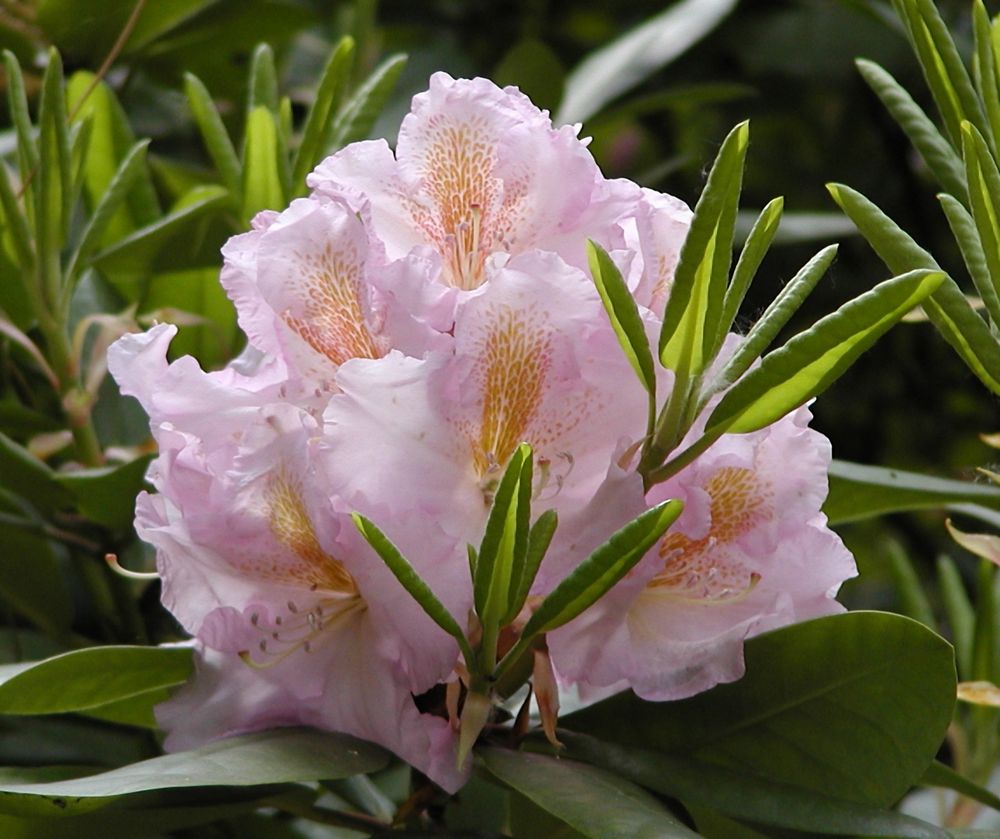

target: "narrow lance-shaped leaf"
[961,122,1000,325]
[330,54,407,149]
[938,193,999,325]
[241,106,285,223]
[292,36,355,191]
[519,499,683,641]
[66,140,150,287]
[246,43,279,115]
[0,160,34,272]
[973,0,1000,156]
[704,268,945,436]
[587,240,655,400]
[184,73,243,201]
[938,556,975,678]
[856,58,967,202]
[897,0,989,149]
[2,50,39,183]
[35,48,71,282]
[659,120,748,376]
[828,181,1000,395]
[710,243,837,395]
[887,542,936,628]
[922,759,1000,814]
[504,509,558,627]
[352,513,475,667]
[717,196,784,346]
[501,449,536,624]
[474,444,531,648]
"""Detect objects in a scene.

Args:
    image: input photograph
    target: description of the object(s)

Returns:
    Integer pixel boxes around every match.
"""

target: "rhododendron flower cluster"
[109,72,856,793]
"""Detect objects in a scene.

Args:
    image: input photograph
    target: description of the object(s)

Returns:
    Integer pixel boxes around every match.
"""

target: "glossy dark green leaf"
[519,499,683,640]
[53,454,153,531]
[0,519,73,635]
[827,181,1000,394]
[824,459,1000,525]
[856,58,967,201]
[588,240,655,395]
[564,611,956,807]
[0,431,72,513]
[0,646,191,715]
[556,0,738,124]
[705,268,944,436]
[330,54,407,149]
[0,727,389,816]
[292,36,355,191]
[480,747,700,838]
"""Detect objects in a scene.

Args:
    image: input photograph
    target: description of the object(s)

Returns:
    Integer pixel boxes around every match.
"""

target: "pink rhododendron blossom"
[109,71,857,793]
[546,404,856,702]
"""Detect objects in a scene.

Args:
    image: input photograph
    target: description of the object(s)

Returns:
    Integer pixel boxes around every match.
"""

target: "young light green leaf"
[710,243,837,394]
[960,122,1000,326]
[828,181,1000,394]
[660,121,748,378]
[565,611,956,808]
[938,556,974,678]
[352,513,474,667]
[555,0,738,125]
[560,731,947,838]
[825,458,1000,525]
[480,748,701,839]
[973,1,1000,155]
[35,48,71,269]
[938,192,999,325]
[704,269,944,436]
[292,35,355,191]
[184,72,243,201]
[520,499,683,640]
[897,0,988,148]
[241,105,285,223]
[587,240,655,395]
[66,140,150,286]
[2,50,39,182]
[0,728,388,816]
[329,53,407,149]
[855,58,967,201]
[0,646,191,715]
[505,509,558,627]
[718,196,783,340]
[474,444,532,649]
[246,43,279,115]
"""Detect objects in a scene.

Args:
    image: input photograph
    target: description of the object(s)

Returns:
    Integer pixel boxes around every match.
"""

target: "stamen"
[105,553,160,581]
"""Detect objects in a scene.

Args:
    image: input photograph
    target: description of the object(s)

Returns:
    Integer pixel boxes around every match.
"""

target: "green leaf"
[352,513,474,666]
[82,685,172,728]
[587,240,655,396]
[247,43,278,115]
[896,0,989,148]
[329,54,407,149]
[720,197,783,338]
[960,122,1000,325]
[824,459,1000,525]
[555,0,738,124]
[973,1,1000,157]
[704,268,944,436]
[2,51,39,183]
[659,121,748,377]
[35,48,71,263]
[241,105,285,223]
[507,509,558,627]
[0,517,73,635]
[938,193,998,325]
[564,611,957,807]
[0,646,191,715]
[519,499,683,640]
[292,36,354,191]
[0,161,34,273]
[0,431,72,513]
[922,760,1000,813]
[827,182,1000,396]
[479,747,700,839]
[0,727,389,816]
[887,541,936,627]
[560,731,947,838]
[184,72,243,201]
[494,39,566,114]
[474,444,531,629]
[938,556,975,679]
[711,243,837,393]
[855,58,967,201]
[53,455,153,531]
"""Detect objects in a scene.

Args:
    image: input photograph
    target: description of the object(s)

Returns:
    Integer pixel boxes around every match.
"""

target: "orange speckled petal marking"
[648,466,772,600]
